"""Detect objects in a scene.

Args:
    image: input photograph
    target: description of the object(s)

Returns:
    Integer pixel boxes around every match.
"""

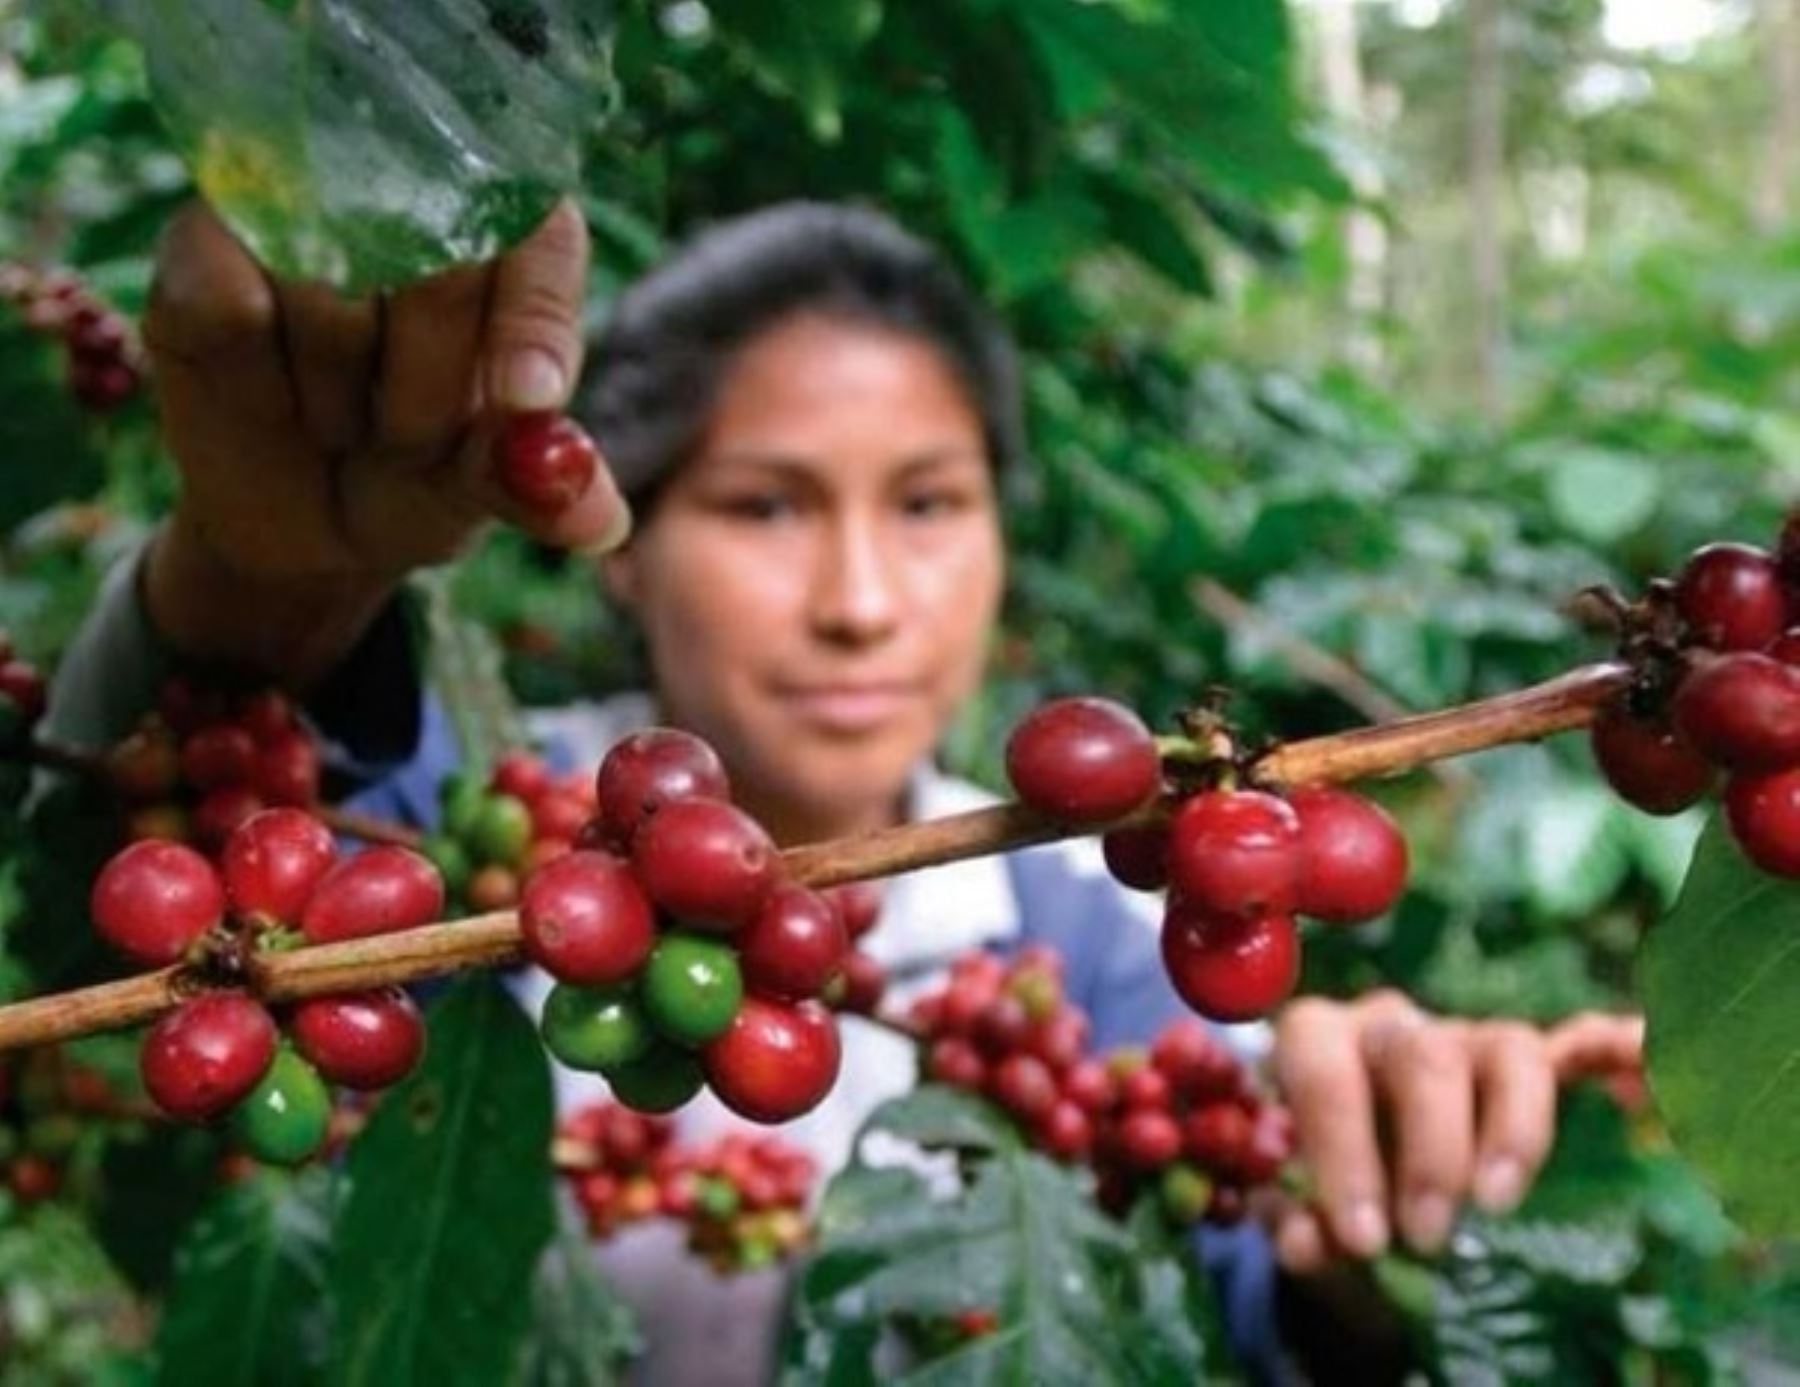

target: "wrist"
[143,512,397,689]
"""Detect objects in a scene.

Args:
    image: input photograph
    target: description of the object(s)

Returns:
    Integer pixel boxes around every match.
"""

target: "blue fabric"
[1000,846,1284,1386]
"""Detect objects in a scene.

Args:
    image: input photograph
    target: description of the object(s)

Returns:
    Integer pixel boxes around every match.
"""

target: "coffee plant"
[0,1,1796,1382]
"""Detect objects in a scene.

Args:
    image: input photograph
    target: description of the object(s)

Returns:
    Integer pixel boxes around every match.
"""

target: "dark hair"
[576,201,1026,511]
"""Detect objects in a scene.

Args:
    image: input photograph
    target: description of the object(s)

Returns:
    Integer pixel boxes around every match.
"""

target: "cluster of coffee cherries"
[87,808,438,1163]
[0,261,143,413]
[914,948,1290,1227]
[558,1102,816,1273]
[525,728,847,1124]
[424,750,592,912]
[1589,527,1800,879]
[0,1048,130,1206]
[106,680,321,852]
[1003,697,1408,1022]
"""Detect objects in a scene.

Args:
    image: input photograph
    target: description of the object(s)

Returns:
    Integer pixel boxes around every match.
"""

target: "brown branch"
[0,661,1632,1054]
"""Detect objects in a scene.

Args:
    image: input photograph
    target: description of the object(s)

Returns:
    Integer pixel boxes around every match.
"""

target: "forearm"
[143,511,398,691]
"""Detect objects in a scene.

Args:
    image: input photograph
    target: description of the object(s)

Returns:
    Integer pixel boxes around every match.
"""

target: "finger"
[143,202,293,433]
[1274,1207,1332,1275]
[482,198,589,414]
[1276,998,1389,1258]
[376,260,493,459]
[274,279,379,457]
[1367,1020,1474,1255]
[1546,1013,1645,1084]
[1470,1023,1556,1214]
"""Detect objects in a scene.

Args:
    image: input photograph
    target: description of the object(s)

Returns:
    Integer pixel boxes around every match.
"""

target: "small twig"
[0,661,1633,1054]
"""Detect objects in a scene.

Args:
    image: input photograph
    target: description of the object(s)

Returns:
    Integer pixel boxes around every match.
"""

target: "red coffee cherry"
[1102,825,1170,892]
[1038,1100,1094,1161]
[824,881,883,939]
[831,950,888,1016]
[1160,904,1300,1023]
[492,750,552,803]
[702,998,842,1124]
[736,886,848,1001]
[0,659,47,725]
[90,840,224,967]
[139,992,277,1122]
[221,808,335,924]
[1287,785,1409,922]
[237,690,296,744]
[631,798,779,931]
[1167,790,1303,918]
[254,730,320,807]
[300,847,446,944]
[192,785,266,852]
[496,412,599,512]
[1115,1108,1183,1171]
[1725,767,1800,876]
[289,988,425,1090]
[1588,701,1716,815]
[926,1036,987,1089]
[1672,652,1800,771]
[518,850,655,986]
[179,725,258,791]
[990,1053,1058,1122]
[1675,542,1786,651]
[593,728,730,849]
[1004,697,1160,823]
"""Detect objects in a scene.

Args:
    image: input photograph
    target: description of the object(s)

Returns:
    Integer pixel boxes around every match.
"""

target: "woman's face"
[605,312,1005,842]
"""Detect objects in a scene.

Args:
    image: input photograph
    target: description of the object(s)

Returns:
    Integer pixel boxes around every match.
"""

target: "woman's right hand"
[140,198,629,684]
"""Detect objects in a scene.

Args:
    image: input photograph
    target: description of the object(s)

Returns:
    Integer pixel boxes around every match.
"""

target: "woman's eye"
[720,493,797,522]
[900,490,965,519]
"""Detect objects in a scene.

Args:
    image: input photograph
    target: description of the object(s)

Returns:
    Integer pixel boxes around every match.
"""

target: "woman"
[50,199,1638,1382]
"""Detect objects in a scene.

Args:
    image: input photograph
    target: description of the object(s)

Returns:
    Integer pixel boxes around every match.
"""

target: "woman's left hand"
[1264,991,1643,1272]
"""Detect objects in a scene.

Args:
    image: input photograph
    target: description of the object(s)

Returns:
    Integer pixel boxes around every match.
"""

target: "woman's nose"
[809,513,902,647]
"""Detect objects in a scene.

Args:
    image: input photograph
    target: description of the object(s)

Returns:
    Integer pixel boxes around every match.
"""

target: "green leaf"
[711,0,882,142]
[1645,815,1800,1238]
[102,0,614,290]
[330,977,556,1384]
[154,1170,332,1386]
[94,1123,228,1293]
[787,1086,1211,1384]
[1087,169,1213,296]
[514,1221,642,1386]
[1543,448,1660,545]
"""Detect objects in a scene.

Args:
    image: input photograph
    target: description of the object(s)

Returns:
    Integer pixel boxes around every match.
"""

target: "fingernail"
[1402,1192,1454,1254]
[1474,1157,1524,1212]
[499,348,566,412]
[1339,1199,1388,1257]
[576,499,634,557]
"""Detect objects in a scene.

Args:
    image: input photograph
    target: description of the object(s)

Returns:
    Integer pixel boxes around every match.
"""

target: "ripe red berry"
[496,412,599,512]
[824,881,884,939]
[702,998,842,1124]
[530,792,590,844]
[0,659,46,724]
[1038,1100,1093,1160]
[237,690,295,744]
[7,1154,61,1203]
[1120,1066,1171,1111]
[1288,785,1409,922]
[1004,697,1160,823]
[1725,768,1800,876]
[1167,790,1302,917]
[1150,1019,1237,1100]
[1160,904,1300,1023]
[1184,1102,1254,1170]
[192,785,266,851]
[180,725,258,791]
[832,950,888,1015]
[594,728,730,849]
[1061,1059,1115,1116]
[1588,701,1716,815]
[140,992,277,1122]
[632,798,778,931]
[1102,825,1169,892]
[1024,1008,1088,1071]
[1116,1108,1183,1170]
[990,1053,1057,1122]
[492,750,552,803]
[926,1036,986,1089]
[90,840,224,967]
[289,988,425,1090]
[1672,652,1800,770]
[1770,628,1800,665]
[975,993,1032,1057]
[254,730,320,807]
[1675,542,1787,651]
[221,808,335,924]
[300,847,445,944]
[518,850,655,986]
[737,885,848,1000]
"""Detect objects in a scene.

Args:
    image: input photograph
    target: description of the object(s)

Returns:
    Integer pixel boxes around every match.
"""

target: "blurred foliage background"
[4,0,1800,1378]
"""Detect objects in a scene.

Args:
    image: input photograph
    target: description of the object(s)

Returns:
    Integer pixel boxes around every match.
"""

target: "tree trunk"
[1755,0,1800,231]
[1467,0,1506,422]
[1315,0,1388,375]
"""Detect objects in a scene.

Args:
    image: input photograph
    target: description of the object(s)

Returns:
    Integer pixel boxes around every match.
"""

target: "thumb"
[483,197,590,413]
